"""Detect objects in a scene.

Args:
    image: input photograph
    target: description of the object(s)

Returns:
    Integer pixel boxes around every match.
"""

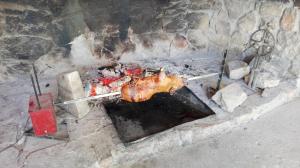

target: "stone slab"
[57,71,89,118]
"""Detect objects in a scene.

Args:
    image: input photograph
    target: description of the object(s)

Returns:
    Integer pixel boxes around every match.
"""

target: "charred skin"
[121,71,184,102]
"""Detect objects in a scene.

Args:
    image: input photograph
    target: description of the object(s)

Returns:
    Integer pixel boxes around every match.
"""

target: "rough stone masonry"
[0,0,300,167]
[0,0,299,86]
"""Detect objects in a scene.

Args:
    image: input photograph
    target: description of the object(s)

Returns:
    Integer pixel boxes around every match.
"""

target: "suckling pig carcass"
[121,70,184,102]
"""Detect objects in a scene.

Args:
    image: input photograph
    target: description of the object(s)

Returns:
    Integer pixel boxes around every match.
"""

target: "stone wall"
[77,0,300,82]
[0,0,68,81]
[156,0,300,82]
[0,0,300,82]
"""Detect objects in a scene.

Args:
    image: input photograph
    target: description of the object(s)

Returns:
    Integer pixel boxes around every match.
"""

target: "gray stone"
[225,60,250,80]
[23,10,52,24]
[186,13,209,30]
[5,16,50,35]
[165,18,187,33]
[208,34,230,47]
[224,0,255,19]
[276,30,288,48]
[215,19,231,35]
[289,56,300,77]
[237,12,257,33]
[261,56,291,78]
[230,31,248,48]
[167,1,188,10]
[212,83,248,112]
[57,71,90,118]
[17,0,49,9]
[3,8,54,35]
[48,21,71,47]
[259,2,284,17]
[255,71,280,89]
[48,0,67,17]
[0,36,53,60]
[190,0,221,10]
[187,30,207,49]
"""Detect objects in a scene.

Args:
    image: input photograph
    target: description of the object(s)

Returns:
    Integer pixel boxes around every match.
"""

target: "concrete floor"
[1,79,299,168]
[128,98,300,168]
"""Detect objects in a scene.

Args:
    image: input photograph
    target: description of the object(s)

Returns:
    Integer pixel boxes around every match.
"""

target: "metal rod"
[30,75,41,109]
[186,73,219,81]
[216,50,228,91]
[55,91,121,105]
[32,64,41,95]
[55,73,217,106]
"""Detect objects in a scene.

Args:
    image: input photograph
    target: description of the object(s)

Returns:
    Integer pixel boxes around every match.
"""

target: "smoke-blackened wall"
[0,0,300,83]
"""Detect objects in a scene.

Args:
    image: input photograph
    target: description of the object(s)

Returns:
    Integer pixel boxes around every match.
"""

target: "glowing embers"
[104,87,214,143]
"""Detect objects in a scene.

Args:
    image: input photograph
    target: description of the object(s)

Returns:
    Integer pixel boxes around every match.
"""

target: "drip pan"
[103,87,215,143]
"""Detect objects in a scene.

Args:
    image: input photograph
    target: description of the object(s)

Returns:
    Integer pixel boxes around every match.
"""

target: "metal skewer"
[216,50,228,91]
[55,91,121,105]
[32,64,41,95]
[55,73,218,106]
[186,73,218,81]
[30,74,41,109]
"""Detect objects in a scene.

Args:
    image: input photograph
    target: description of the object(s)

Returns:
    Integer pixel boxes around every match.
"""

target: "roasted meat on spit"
[121,70,184,102]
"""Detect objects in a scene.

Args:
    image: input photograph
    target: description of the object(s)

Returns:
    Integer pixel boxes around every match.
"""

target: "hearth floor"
[1,75,300,168]
[0,51,222,167]
[2,50,297,168]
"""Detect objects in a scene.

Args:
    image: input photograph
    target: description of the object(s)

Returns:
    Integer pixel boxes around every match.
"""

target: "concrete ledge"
[99,79,300,167]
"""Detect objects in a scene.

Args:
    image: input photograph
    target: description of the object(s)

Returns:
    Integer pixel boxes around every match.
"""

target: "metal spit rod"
[56,73,219,106]
[216,50,228,91]
[186,73,219,81]
[30,74,41,109]
[32,64,42,95]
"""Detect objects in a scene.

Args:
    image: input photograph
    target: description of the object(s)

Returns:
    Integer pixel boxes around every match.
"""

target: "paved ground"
[129,98,300,168]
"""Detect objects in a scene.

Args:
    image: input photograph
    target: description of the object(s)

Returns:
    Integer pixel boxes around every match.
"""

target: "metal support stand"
[32,64,41,95]
[245,28,275,90]
[30,74,41,109]
[216,50,228,91]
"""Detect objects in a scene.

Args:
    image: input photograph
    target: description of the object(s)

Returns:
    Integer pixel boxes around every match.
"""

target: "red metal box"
[28,93,57,136]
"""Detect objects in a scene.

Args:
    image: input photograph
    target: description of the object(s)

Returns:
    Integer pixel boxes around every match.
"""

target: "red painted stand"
[28,93,57,136]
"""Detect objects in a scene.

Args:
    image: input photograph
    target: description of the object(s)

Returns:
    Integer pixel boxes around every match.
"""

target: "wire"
[0,117,30,154]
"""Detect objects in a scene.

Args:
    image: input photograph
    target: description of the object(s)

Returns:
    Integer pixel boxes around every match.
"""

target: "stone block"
[255,71,280,89]
[5,15,49,35]
[237,12,257,33]
[260,2,284,17]
[289,56,300,77]
[165,18,187,33]
[265,56,291,77]
[225,60,250,80]
[186,30,207,49]
[0,36,52,60]
[224,0,255,19]
[215,19,231,35]
[231,31,248,47]
[190,0,220,10]
[57,71,89,118]
[186,13,209,30]
[280,8,297,31]
[212,83,247,112]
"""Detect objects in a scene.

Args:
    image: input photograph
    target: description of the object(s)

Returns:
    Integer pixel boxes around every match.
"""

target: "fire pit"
[103,86,214,143]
